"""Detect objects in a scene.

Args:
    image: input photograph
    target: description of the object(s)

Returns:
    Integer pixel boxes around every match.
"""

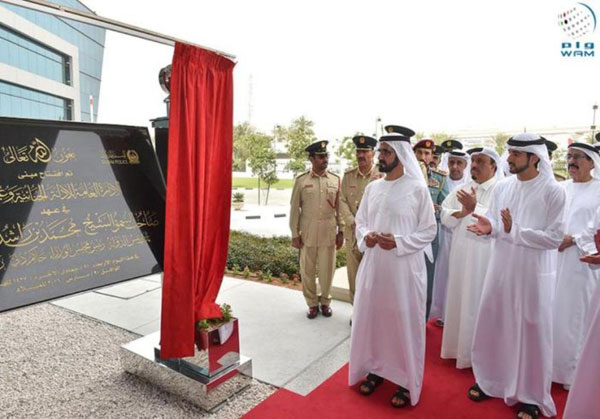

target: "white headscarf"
[445,150,471,187]
[568,142,600,180]
[379,134,427,187]
[467,146,505,181]
[380,132,433,262]
[506,133,556,183]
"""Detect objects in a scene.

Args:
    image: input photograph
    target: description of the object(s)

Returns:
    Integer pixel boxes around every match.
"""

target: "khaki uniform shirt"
[338,165,380,239]
[289,170,342,247]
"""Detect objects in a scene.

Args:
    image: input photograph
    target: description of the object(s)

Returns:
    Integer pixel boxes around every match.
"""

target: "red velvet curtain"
[160,43,235,358]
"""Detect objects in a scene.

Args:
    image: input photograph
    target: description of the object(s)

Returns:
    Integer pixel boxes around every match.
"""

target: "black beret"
[413,139,436,150]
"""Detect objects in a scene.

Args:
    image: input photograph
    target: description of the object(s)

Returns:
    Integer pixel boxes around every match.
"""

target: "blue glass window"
[0,81,71,120]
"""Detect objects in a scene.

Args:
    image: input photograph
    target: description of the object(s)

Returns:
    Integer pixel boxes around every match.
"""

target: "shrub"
[227,230,347,277]
[232,192,244,203]
[232,264,240,275]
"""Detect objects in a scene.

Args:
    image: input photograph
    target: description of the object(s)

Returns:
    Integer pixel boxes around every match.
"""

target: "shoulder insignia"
[295,171,310,179]
[428,177,440,187]
[344,167,358,174]
[328,171,340,178]
[431,168,447,176]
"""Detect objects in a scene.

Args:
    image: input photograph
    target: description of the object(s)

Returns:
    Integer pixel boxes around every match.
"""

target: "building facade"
[0,0,104,122]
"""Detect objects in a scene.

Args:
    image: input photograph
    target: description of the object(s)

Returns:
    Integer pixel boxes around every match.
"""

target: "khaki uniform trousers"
[300,245,336,307]
[344,228,362,304]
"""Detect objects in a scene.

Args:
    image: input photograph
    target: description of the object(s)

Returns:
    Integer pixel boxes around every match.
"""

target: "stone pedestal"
[120,320,252,412]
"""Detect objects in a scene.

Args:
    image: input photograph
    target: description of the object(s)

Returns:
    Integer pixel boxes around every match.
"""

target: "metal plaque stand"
[120,319,252,412]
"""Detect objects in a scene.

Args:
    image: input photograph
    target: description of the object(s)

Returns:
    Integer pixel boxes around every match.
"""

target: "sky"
[81,0,600,140]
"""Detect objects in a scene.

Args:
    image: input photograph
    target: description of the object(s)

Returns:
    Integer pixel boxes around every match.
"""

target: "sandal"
[516,403,539,419]
[391,386,410,408]
[468,383,491,402]
[359,373,383,395]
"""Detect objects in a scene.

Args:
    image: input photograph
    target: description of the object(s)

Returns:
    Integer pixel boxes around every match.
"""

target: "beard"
[379,157,400,173]
[508,162,528,174]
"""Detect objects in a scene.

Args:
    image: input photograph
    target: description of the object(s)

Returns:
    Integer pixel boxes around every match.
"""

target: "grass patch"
[232,177,294,189]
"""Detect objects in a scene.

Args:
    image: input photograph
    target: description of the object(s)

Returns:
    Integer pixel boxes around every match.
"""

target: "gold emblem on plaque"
[126,150,140,164]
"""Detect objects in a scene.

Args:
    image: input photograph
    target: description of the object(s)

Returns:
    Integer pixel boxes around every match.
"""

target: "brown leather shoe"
[307,306,319,319]
[320,304,332,317]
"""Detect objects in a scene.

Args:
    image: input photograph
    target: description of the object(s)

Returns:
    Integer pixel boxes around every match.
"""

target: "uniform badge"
[428,177,440,187]
[359,137,365,144]
[320,141,326,149]
[387,126,393,133]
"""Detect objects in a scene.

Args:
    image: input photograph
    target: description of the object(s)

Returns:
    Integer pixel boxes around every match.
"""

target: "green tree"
[582,132,595,143]
[262,167,279,205]
[233,122,254,171]
[553,146,567,178]
[246,131,276,205]
[337,136,355,162]
[272,124,288,143]
[493,132,510,156]
[284,116,317,176]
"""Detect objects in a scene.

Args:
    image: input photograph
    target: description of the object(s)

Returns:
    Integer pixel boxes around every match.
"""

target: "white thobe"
[430,174,468,319]
[439,176,497,368]
[552,179,600,385]
[348,176,437,405]
[471,174,565,417]
[564,208,600,419]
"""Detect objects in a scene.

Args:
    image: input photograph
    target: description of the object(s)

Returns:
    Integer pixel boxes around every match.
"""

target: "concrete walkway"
[52,273,353,396]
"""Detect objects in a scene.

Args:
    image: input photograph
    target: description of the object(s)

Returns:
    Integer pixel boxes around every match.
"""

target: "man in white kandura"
[467,133,566,419]
[430,147,470,326]
[440,147,503,368]
[552,142,600,389]
[348,125,436,408]
[564,207,600,419]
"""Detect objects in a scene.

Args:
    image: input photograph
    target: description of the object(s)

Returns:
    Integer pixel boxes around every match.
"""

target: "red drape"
[160,43,235,358]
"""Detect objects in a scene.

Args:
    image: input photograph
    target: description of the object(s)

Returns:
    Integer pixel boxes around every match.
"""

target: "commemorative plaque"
[0,117,166,313]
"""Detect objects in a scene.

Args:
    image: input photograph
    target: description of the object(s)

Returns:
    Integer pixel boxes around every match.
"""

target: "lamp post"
[591,103,598,143]
[374,116,382,138]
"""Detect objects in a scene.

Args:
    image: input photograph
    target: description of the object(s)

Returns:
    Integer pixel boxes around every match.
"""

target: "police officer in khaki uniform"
[431,145,444,169]
[413,138,449,319]
[290,140,344,319]
[339,135,380,305]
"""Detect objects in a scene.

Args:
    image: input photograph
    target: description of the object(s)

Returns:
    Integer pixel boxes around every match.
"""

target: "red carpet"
[245,320,568,418]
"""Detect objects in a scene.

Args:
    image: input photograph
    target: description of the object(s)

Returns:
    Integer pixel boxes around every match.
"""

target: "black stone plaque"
[0,117,166,313]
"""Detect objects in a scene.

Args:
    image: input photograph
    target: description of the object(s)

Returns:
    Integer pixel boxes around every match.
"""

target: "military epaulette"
[344,167,358,174]
[295,171,310,179]
[431,168,448,177]
[327,171,340,178]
